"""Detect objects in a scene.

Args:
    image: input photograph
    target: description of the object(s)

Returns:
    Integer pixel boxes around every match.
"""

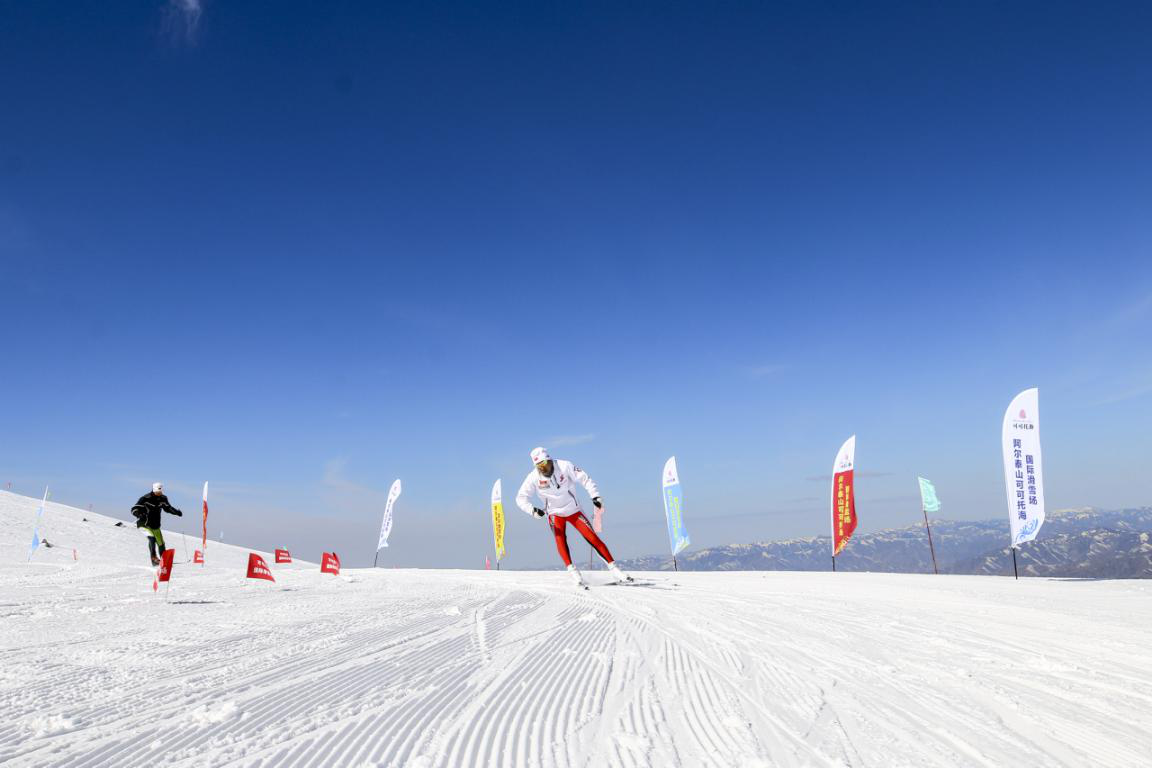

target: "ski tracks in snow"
[3,519,1152,768]
[2,567,826,768]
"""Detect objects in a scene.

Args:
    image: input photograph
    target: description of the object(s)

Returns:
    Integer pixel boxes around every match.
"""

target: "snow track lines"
[4,496,1152,767]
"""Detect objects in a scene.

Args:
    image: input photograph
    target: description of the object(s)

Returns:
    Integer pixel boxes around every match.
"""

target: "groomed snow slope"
[2,490,1150,767]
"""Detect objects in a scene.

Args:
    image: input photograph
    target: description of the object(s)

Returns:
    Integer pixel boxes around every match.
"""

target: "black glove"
[172,508,183,517]
[592,497,603,509]
[533,508,546,518]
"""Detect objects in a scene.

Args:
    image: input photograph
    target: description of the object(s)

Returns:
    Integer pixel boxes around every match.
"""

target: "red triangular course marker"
[246,553,275,582]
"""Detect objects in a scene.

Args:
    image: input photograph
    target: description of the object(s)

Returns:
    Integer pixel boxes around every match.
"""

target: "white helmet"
[530,447,551,466]
[152,482,164,494]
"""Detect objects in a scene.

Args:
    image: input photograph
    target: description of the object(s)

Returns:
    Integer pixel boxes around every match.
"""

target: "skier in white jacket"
[516,446,633,588]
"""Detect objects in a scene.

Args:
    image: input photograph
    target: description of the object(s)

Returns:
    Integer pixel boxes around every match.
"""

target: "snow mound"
[26,715,75,738]
[190,701,240,726]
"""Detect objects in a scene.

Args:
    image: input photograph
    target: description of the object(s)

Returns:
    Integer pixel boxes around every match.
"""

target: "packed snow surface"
[2,490,1150,767]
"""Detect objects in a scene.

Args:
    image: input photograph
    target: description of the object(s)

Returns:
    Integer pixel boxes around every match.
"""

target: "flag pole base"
[923,509,939,575]
[1011,547,1019,580]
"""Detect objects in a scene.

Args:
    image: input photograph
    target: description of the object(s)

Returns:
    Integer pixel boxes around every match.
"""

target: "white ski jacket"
[516,459,600,519]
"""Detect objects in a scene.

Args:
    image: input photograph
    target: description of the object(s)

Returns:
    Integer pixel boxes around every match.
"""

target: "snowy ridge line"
[2,488,321,570]
[618,505,1152,578]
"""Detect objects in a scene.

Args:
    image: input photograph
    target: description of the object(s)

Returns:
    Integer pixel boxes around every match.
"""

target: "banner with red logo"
[831,435,857,556]
[275,549,292,564]
[1003,388,1046,548]
[193,550,204,564]
[321,552,340,575]
[246,553,275,582]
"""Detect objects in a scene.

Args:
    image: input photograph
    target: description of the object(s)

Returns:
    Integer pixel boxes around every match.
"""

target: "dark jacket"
[131,492,182,529]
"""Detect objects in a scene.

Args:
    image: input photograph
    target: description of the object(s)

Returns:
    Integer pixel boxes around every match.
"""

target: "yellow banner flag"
[491,479,506,560]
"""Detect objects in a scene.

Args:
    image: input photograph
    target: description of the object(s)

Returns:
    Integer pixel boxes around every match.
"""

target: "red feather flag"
[275,549,292,564]
[831,436,858,558]
[321,552,340,575]
[201,482,209,552]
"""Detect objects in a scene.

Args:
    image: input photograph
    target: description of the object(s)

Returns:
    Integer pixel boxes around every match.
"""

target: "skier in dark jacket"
[132,482,182,566]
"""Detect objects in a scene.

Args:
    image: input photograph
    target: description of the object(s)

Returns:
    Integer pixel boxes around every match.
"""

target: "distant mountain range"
[615,507,1152,579]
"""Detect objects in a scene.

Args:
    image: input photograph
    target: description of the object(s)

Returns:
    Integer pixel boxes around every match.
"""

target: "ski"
[600,579,666,588]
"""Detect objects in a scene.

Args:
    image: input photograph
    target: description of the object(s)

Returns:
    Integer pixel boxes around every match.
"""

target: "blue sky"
[2,1,1151,567]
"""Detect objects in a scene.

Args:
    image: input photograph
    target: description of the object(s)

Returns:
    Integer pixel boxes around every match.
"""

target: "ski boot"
[607,561,634,584]
[566,564,588,590]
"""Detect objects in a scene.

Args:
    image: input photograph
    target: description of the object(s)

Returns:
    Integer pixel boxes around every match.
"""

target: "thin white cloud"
[117,476,270,500]
[322,458,368,493]
[746,363,791,379]
[202,480,274,498]
[805,471,894,483]
[321,458,389,512]
[163,0,203,46]
[122,475,174,494]
[1070,289,1152,344]
[1093,377,1152,406]
[544,433,597,447]
[1109,292,1152,328]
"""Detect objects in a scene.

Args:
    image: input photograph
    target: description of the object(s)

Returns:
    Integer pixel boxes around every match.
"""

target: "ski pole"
[181,514,190,563]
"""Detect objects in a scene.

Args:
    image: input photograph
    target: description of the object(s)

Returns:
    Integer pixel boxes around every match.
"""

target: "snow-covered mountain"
[619,507,1152,578]
[5,490,1152,767]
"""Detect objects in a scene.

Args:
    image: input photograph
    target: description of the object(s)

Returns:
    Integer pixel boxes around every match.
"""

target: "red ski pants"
[550,511,613,567]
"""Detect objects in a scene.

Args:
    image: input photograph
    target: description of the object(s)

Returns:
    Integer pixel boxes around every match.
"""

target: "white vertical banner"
[1002,388,1045,547]
[662,457,690,556]
[378,479,402,550]
[27,486,49,561]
